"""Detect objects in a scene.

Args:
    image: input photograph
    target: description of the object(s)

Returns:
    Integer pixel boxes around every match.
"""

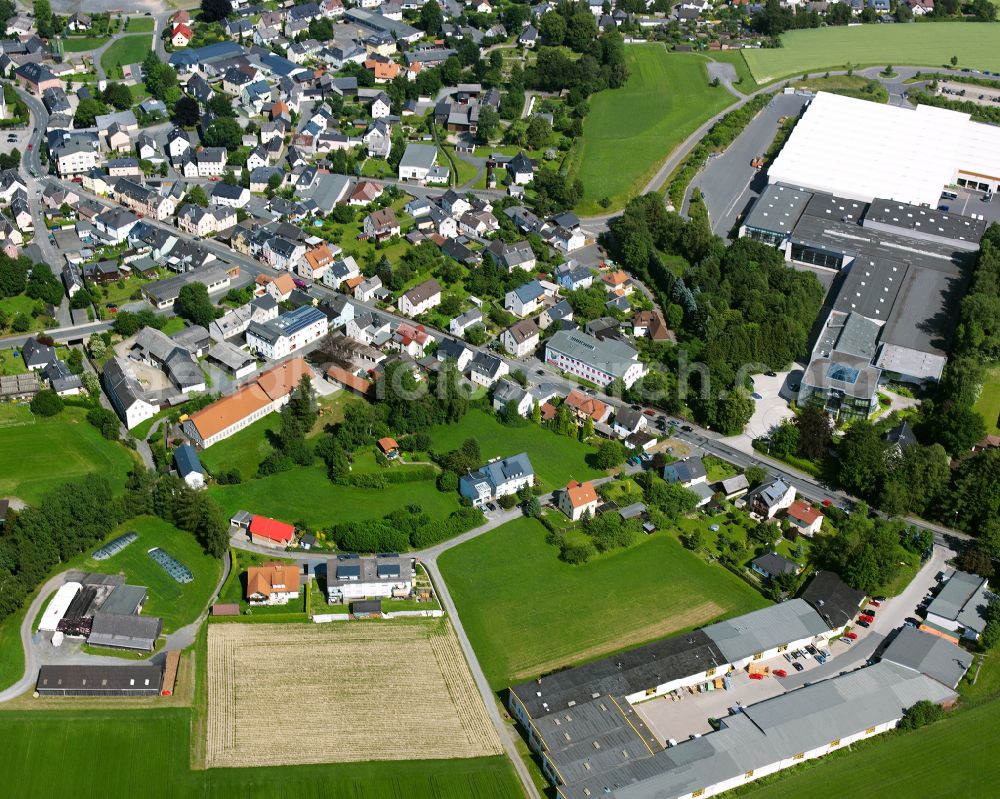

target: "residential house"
[363,207,400,240]
[171,23,193,46]
[486,239,535,273]
[538,298,574,331]
[747,478,796,519]
[246,563,301,604]
[102,357,157,429]
[459,452,534,507]
[210,182,250,209]
[507,152,534,185]
[502,317,540,358]
[505,279,547,317]
[450,307,483,337]
[632,309,671,341]
[174,444,205,489]
[325,555,414,603]
[555,261,593,291]
[924,571,992,642]
[398,143,438,183]
[248,515,295,548]
[256,273,297,302]
[95,207,139,243]
[783,499,823,536]
[563,388,611,425]
[717,473,750,500]
[559,479,599,521]
[349,180,384,206]
[469,351,508,388]
[612,407,646,440]
[751,552,801,581]
[398,278,441,317]
[21,337,56,371]
[354,274,384,302]
[196,147,228,177]
[246,305,329,359]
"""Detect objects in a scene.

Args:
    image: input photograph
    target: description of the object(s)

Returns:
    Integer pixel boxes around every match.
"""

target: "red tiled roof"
[788,499,822,525]
[249,515,294,544]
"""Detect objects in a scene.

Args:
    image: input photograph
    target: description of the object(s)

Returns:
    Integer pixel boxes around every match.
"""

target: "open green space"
[198,412,281,478]
[60,36,110,52]
[0,709,523,799]
[100,35,153,77]
[0,603,26,692]
[427,408,603,490]
[124,17,155,32]
[208,463,460,529]
[72,516,222,634]
[0,405,135,506]
[0,348,27,375]
[737,695,1000,799]
[793,74,888,103]
[973,365,1000,434]
[743,24,1000,84]
[0,294,53,334]
[438,517,770,688]
[572,46,735,213]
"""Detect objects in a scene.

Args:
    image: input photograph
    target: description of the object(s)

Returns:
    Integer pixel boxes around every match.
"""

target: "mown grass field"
[0,709,523,799]
[60,36,109,52]
[208,463,460,528]
[973,366,1000,434]
[72,516,222,634]
[438,517,769,688]
[737,696,1000,798]
[572,46,735,213]
[0,405,135,505]
[197,413,281,478]
[428,408,603,490]
[743,23,1000,84]
[124,17,155,32]
[100,34,152,77]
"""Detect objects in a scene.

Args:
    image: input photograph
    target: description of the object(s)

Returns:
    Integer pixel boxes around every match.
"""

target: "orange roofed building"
[247,562,301,603]
[559,479,599,521]
[786,499,824,536]
[564,388,611,425]
[182,358,311,448]
[248,518,296,550]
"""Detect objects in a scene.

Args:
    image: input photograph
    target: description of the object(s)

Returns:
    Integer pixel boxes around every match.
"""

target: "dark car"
[765,371,777,377]
[681,425,693,432]
[792,661,804,672]
[857,620,871,628]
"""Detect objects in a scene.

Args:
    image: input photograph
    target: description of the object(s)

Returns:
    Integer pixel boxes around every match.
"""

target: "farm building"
[87,612,162,652]
[248,515,295,548]
[38,582,83,632]
[36,664,164,697]
[326,555,414,603]
[246,563,301,605]
[98,585,148,616]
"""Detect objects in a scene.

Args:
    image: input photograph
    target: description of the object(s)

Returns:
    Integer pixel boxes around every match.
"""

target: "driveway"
[722,368,801,453]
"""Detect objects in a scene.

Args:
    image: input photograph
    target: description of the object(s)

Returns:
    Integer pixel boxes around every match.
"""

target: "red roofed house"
[171,9,191,25]
[246,562,301,604]
[249,515,295,548]
[171,23,193,47]
[786,499,823,536]
[564,388,611,425]
[559,479,599,521]
[325,365,374,398]
[391,321,432,357]
[378,437,400,458]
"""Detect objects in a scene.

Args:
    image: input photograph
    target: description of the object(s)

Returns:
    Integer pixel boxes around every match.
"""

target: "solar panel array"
[92,532,138,561]
[148,547,193,583]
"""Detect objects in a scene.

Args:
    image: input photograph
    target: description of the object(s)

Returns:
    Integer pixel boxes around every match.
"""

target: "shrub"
[498,494,518,510]
[30,389,64,417]
[436,470,458,492]
[560,541,596,564]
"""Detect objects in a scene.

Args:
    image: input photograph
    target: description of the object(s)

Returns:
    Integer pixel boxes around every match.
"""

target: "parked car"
[765,371,777,377]
[841,636,853,645]
[874,595,887,602]
[773,669,787,678]
[870,599,882,607]
[857,620,871,628]
[844,632,858,640]
[643,409,656,417]
[783,653,792,662]
[681,425,693,432]
[815,654,827,665]
[751,392,763,400]
[792,661,804,672]
[805,645,818,656]
[859,614,875,623]
[749,672,764,680]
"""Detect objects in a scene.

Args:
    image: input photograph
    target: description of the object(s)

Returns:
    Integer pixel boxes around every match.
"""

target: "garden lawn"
[736,697,1000,799]
[73,516,222,634]
[0,294,52,333]
[207,464,460,529]
[198,412,281,478]
[973,365,1000,434]
[0,405,135,505]
[100,35,153,78]
[0,709,523,799]
[124,17,155,32]
[0,348,27,375]
[743,23,1000,84]
[438,517,769,688]
[427,409,603,490]
[572,46,735,213]
[60,36,109,52]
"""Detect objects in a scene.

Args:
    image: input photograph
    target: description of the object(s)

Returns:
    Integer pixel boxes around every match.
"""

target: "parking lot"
[633,645,840,746]
[937,187,1000,225]
[0,127,28,156]
[937,80,1000,109]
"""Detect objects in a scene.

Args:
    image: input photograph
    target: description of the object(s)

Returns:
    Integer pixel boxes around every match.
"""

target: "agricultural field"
[973,366,1000,434]
[743,23,1000,84]
[100,35,152,78]
[0,708,523,799]
[572,46,735,213]
[73,516,222,634]
[206,620,502,767]
[427,408,603,489]
[438,517,770,688]
[0,405,135,506]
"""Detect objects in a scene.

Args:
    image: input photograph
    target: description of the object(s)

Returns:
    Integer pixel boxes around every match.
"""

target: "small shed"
[377,437,400,458]
[230,510,253,529]
[352,599,382,617]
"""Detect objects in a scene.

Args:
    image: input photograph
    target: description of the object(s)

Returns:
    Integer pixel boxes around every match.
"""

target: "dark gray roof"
[36,664,163,694]
[88,612,162,650]
[98,584,147,616]
[881,626,973,689]
[800,570,867,630]
[703,599,827,663]
[751,552,799,577]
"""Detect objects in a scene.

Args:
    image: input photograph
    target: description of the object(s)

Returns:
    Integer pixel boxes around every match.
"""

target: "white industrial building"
[38,582,83,632]
[768,91,1000,206]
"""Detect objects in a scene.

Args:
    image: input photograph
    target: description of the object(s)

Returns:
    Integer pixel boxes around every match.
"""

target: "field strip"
[207,620,501,768]
[510,600,726,682]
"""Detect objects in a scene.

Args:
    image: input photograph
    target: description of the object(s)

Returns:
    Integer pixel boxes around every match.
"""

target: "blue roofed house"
[174,444,205,489]
[505,279,547,317]
[555,261,593,291]
[751,551,801,581]
[459,453,534,507]
[663,456,714,507]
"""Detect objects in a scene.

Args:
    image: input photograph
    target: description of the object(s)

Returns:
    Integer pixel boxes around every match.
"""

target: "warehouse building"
[36,664,164,697]
[87,612,162,651]
[923,570,993,642]
[768,91,1000,206]
[881,626,973,690]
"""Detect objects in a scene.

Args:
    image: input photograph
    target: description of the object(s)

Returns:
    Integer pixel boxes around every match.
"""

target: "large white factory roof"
[768,91,1000,206]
